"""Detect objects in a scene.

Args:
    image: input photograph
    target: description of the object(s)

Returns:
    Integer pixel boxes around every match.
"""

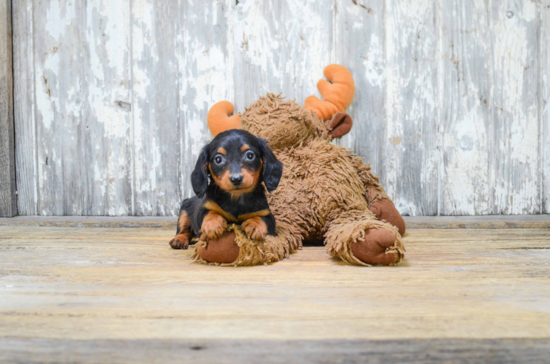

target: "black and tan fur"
[170,129,283,249]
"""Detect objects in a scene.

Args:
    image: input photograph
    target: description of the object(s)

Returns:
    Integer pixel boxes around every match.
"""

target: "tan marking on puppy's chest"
[204,201,237,222]
[204,200,270,223]
[237,209,271,221]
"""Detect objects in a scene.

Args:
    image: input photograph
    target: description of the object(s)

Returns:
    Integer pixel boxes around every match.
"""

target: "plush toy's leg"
[195,231,240,264]
[348,156,406,235]
[369,199,406,236]
[324,210,405,266]
[192,222,302,266]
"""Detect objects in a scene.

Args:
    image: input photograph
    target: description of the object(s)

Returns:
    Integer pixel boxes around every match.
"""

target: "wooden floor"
[1,222,549,363]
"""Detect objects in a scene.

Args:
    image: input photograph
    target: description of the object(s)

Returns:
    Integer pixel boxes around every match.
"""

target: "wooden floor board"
[1,225,549,362]
[1,338,550,364]
[1,214,550,229]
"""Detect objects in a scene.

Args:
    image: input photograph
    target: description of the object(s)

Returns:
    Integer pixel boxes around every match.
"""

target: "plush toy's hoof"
[370,199,406,236]
[197,231,240,264]
[351,228,399,265]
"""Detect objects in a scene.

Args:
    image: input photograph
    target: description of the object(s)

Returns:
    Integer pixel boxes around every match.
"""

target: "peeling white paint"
[491,0,540,214]
[13,0,549,216]
[232,0,330,106]
[384,0,438,215]
[363,34,384,88]
[45,0,75,40]
[192,45,229,110]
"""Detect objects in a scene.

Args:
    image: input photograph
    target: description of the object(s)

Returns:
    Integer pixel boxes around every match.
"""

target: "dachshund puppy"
[170,129,283,250]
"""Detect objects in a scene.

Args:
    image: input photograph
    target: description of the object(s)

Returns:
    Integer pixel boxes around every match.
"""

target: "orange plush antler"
[207,101,242,137]
[303,65,355,121]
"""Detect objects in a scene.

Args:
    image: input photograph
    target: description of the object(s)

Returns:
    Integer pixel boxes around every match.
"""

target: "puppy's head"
[191,130,283,198]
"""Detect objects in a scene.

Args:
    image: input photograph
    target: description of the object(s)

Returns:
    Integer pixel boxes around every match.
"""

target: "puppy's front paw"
[200,212,227,240]
[241,217,267,241]
[170,234,190,249]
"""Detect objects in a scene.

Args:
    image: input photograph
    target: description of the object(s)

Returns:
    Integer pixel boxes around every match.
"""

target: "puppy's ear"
[258,138,283,192]
[191,145,210,198]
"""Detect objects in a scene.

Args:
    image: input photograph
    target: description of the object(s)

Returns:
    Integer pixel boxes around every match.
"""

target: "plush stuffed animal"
[192,65,406,266]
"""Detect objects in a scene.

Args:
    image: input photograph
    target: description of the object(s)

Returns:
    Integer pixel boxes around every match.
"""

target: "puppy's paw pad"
[201,215,227,240]
[170,235,190,250]
[241,217,267,241]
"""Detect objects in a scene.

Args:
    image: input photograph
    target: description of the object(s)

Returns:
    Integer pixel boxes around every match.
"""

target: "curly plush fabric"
[193,93,406,266]
[192,222,302,266]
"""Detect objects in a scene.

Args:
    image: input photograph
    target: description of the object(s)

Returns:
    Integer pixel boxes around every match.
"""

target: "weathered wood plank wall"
[439,0,492,216]
[543,0,550,214]
[0,0,17,217]
[11,0,550,216]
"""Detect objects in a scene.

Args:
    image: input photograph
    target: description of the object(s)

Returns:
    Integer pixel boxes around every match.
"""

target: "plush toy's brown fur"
[191,65,406,266]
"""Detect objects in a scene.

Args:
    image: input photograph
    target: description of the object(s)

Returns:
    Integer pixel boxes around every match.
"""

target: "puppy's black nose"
[230,175,243,185]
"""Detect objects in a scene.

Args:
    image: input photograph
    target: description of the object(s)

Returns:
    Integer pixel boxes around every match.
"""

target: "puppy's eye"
[245,151,255,161]
[214,155,225,165]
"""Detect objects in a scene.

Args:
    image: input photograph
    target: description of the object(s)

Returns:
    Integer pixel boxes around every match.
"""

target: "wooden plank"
[543,1,550,213]
[177,0,234,204]
[231,0,332,110]
[27,1,133,216]
[438,0,492,215]
[334,0,388,185]
[31,0,90,215]
[384,0,439,216]
[0,226,549,350]
[491,1,540,214]
[131,0,180,216]
[0,0,16,217]
[1,338,549,363]
[0,216,176,229]
[83,0,132,216]
[131,1,233,216]
[403,214,550,229]
[12,0,36,216]
[1,215,549,229]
